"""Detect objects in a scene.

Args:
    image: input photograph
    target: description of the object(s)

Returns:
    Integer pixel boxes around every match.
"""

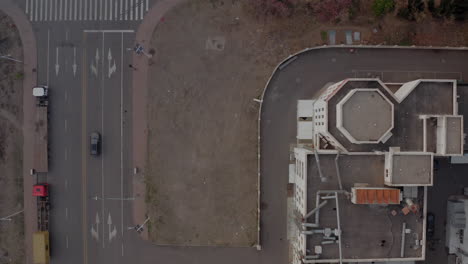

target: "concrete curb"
[0,1,37,264]
[132,0,187,241]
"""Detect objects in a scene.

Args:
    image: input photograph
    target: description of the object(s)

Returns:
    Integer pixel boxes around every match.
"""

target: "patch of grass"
[14,72,23,80]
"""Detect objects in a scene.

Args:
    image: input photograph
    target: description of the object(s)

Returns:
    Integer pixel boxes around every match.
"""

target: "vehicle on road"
[90,132,101,156]
[33,231,50,264]
[33,86,48,107]
[427,212,435,239]
[32,85,49,173]
[32,183,50,264]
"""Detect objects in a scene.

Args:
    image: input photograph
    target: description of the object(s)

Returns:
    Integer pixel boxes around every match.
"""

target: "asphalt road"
[16,1,468,264]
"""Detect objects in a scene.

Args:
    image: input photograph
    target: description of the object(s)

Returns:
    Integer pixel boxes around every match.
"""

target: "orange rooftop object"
[351,187,401,205]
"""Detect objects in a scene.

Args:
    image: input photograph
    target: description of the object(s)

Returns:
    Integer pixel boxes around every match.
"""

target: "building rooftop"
[305,154,424,260]
[324,79,456,153]
[446,116,463,155]
[389,153,433,186]
[337,89,393,144]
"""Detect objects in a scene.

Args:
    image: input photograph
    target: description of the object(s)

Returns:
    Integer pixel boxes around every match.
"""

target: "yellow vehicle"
[33,231,50,264]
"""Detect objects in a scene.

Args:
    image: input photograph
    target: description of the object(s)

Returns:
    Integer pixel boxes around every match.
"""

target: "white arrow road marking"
[72,47,77,77]
[108,48,112,63]
[96,48,100,64]
[91,63,98,77]
[108,213,117,242]
[108,49,116,78]
[55,47,60,76]
[91,212,100,241]
[108,60,116,78]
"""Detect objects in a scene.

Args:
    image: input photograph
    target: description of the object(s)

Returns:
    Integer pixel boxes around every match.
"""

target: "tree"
[251,0,297,17]
[372,0,395,17]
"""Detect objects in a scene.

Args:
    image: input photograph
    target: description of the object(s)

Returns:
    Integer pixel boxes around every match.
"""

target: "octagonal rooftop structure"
[336,88,394,144]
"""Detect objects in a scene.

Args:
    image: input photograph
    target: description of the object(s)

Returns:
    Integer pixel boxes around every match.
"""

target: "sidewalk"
[131,0,186,240]
[0,1,37,263]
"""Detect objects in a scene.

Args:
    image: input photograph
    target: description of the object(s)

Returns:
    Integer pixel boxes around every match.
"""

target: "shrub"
[372,0,395,17]
[348,0,360,20]
[312,0,352,23]
[320,31,328,42]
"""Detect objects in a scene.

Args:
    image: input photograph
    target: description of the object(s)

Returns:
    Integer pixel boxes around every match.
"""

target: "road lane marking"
[74,0,77,20]
[26,0,29,14]
[146,0,148,11]
[104,0,107,20]
[81,31,89,264]
[101,32,105,249]
[120,32,124,237]
[99,0,102,20]
[46,29,50,85]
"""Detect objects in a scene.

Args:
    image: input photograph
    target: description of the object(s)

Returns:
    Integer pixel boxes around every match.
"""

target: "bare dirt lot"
[143,0,468,247]
[0,11,24,264]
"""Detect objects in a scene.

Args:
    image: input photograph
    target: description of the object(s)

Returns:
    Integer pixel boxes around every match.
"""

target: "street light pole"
[0,209,24,221]
[0,54,23,63]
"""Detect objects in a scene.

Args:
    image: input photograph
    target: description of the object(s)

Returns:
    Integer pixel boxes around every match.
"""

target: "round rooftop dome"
[336,89,394,144]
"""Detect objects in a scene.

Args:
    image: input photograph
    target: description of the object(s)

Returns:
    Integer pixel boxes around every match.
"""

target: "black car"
[427,212,435,239]
[90,132,101,156]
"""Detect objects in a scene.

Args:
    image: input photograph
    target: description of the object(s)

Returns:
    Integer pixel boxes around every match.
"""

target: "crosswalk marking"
[29,0,33,20]
[26,0,149,21]
[59,0,62,20]
[35,0,38,21]
[99,0,102,21]
[40,0,43,21]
